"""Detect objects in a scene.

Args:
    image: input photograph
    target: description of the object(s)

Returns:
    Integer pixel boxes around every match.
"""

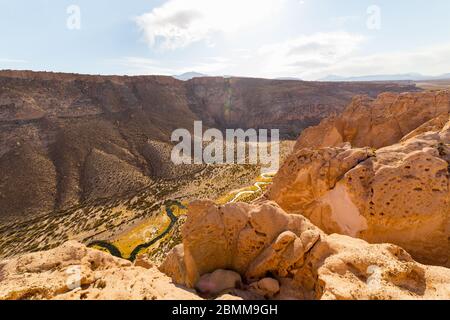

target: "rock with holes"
[289,234,450,300]
[159,201,322,287]
[268,119,450,266]
[0,241,201,300]
[296,90,450,150]
[2,207,450,300]
[266,145,373,224]
[160,200,450,300]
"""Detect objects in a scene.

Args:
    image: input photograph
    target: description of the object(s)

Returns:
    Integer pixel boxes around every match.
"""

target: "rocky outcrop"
[160,201,322,288]
[160,201,450,300]
[2,202,449,300]
[0,241,200,300]
[296,91,449,150]
[268,97,450,267]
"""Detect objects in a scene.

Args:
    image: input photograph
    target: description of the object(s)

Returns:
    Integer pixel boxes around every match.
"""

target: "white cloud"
[304,43,450,79]
[0,58,27,64]
[224,34,450,80]
[135,0,284,50]
[113,32,365,78]
[250,32,366,78]
[116,32,450,80]
[330,15,361,28]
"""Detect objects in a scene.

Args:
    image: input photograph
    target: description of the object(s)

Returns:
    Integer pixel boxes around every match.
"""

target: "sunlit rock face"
[0,241,201,300]
[295,90,449,150]
[160,201,450,300]
[268,91,450,267]
[1,199,449,300]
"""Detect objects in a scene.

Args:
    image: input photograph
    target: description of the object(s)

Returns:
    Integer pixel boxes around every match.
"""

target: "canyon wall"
[0,70,416,220]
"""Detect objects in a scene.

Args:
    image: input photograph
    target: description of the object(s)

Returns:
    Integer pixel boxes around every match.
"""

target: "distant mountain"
[174,72,208,81]
[321,73,450,82]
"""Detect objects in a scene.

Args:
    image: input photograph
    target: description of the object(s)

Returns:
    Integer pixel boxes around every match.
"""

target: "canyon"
[0,70,415,221]
[0,71,448,300]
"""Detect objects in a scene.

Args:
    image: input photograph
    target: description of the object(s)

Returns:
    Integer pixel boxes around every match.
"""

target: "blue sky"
[1,0,449,80]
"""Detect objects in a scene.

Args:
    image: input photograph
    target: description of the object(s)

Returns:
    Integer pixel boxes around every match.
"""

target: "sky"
[1,0,450,80]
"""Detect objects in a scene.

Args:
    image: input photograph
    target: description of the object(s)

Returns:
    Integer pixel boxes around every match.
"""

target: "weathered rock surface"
[248,278,280,298]
[296,91,449,150]
[160,201,322,288]
[2,202,449,300]
[268,117,450,266]
[195,269,242,297]
[0,241,200,300]
[160,201,450,300]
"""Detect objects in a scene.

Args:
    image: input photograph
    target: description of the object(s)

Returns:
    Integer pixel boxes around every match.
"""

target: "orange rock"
[268,91,450,267]
[160,201,450,300]
[296,90,449,150]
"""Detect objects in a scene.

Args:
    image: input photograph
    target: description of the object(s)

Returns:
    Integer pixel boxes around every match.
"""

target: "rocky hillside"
[0,70,416,221]
[268,91,450,267]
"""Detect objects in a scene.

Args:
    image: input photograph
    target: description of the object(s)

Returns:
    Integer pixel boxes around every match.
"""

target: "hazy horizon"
[1,0,450,80]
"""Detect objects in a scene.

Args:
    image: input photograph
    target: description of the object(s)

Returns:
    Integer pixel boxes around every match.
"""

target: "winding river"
[87,201,184,261]
[88,173,275,261]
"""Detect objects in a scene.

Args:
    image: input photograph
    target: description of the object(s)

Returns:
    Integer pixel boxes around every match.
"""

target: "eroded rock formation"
[0,241,200,300]
[296,91,449,150]
[1,201,449,300]
[268,91,450,267]
[160,201,450,300]
[1,79,449,300]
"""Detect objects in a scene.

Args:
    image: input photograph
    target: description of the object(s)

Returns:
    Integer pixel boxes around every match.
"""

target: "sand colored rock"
[160,201,450,300]
[0,241,200,300]
[266,145,373,219]
[296,91,449,150]
[290,234,450,300]
[248,278,280,298]
[2,202,449,300]
[268,118,450,266]
[160,201,321,288]
[195,269,242,297]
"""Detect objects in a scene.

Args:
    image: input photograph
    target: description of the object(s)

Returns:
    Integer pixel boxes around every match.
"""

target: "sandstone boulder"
[268,119,450,266]
[159,201,322,288]
[160,201,450,300]
[296,91,449,150]
[195,269,242,297]
[0,241,200,300]
[248,278,280,298]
